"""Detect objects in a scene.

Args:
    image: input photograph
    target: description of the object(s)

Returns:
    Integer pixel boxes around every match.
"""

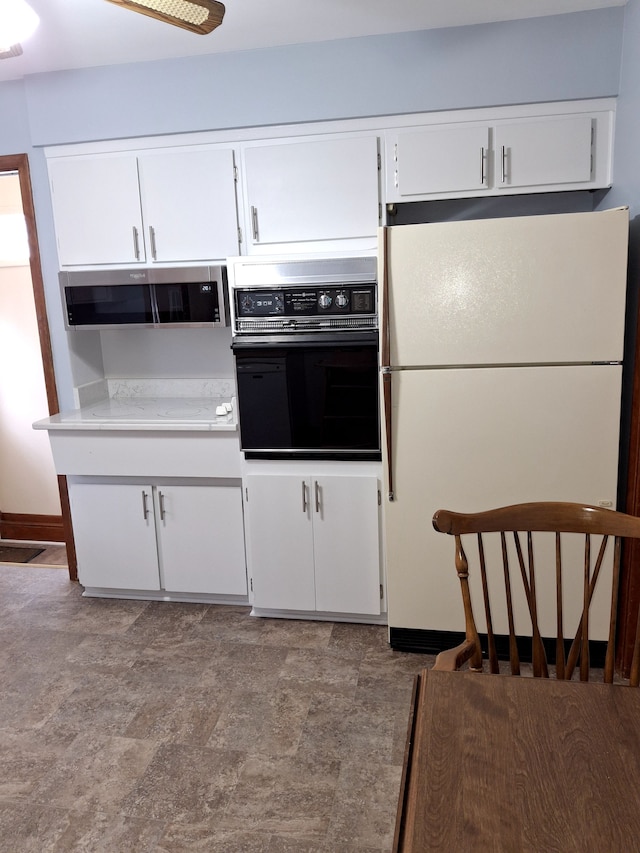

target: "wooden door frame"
[621,332,640,674]
[1,153,78,581]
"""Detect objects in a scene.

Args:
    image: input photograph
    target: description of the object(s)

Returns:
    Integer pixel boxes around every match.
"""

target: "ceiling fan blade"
[0,44,23,60]
[104,0,225,35]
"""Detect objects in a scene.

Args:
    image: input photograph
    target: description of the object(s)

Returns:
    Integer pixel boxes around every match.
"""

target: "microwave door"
[65,284,154,327]
[153,282,222,325]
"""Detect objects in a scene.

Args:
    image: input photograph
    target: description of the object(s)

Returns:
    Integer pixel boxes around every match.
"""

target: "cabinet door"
[158,484,247,595]
[245,475,316,611]
[68,482,160,590]
[242,135,380,248]
[389,125,490,200]
[494,115,593,189]
[312,475,381,615]
[49,155,145,266]
[138,149,240,262]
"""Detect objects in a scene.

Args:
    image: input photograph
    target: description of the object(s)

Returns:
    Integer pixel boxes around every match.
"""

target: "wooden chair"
[431,502,640,684]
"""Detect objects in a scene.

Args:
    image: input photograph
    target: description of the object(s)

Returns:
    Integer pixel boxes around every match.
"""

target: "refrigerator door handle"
[380,226,395,501]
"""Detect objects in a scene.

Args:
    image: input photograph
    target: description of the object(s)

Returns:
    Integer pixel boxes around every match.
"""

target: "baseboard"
[0,511,64,542]
[389,627,608,669]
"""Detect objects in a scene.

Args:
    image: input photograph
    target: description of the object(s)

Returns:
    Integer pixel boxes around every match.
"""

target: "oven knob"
[318,293,332,309]
[241,295,254,311]
[335,292,349,308]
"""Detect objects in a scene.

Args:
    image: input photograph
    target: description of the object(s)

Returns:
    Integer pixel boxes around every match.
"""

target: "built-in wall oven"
[229,256,380,460]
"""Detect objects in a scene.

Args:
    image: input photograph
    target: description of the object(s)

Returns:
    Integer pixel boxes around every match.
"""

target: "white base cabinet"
[244,472,382,616]
[69,480,247,596]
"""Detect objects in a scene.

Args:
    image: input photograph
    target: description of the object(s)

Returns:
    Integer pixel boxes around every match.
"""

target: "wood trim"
[0,511,64,542]
[58,476,78,582]
[0,154,78,581]
[620,333,640,674]
[392,673,423,853]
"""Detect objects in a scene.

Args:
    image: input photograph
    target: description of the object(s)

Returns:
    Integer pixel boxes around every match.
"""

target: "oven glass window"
[234,343,380,458]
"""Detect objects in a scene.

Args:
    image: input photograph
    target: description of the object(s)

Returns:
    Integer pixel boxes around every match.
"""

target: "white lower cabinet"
[244,472,382,616]
[69,481,247,596]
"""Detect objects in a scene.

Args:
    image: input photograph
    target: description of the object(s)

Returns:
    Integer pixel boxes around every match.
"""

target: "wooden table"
[394,669,640,852]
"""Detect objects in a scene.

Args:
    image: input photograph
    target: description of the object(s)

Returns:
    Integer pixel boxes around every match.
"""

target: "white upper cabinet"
[385,102,613,203]
[240,134,381,253]
[45,99,615,265]
[494,115,593,189]
[392,125,491,198]
[49,147,240,267]
[49,155,144,266]
[137,149,239,263]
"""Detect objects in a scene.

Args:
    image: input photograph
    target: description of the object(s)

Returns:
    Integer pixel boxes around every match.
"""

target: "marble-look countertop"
[33,396,237,432]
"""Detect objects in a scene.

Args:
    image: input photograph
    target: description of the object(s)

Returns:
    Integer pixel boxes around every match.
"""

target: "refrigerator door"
[383,364,622,639]
[380,207,629,367]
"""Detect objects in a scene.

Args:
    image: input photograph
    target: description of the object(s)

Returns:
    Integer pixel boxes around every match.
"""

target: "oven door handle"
[231,331,379,349]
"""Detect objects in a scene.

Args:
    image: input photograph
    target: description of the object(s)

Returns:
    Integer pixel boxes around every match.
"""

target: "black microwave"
[60,266,228,330]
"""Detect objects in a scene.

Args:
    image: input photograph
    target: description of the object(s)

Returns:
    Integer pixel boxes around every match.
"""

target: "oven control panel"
[235,284,376,319]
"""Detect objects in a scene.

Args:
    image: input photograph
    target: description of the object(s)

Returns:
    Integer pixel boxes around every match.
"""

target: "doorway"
[0,154,77,580]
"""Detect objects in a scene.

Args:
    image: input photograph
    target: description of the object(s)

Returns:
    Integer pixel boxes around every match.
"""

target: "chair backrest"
[432,502,640,684]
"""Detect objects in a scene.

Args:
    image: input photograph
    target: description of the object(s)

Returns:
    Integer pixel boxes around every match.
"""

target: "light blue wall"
[24,8,623,146]
[0,7,628,409]
[603,1,640,216]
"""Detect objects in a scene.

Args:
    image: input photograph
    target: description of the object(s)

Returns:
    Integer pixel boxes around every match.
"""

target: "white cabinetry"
[240,135,380,253]
[392,125,491,197]
[69,481,247,596]
[69,482,160,591]
[48,147,239,266]
[494,115,593,189]
[385,104,612,202]
[244,471,382,617]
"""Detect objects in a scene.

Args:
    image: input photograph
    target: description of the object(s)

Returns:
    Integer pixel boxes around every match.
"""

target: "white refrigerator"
[379,207,629,648]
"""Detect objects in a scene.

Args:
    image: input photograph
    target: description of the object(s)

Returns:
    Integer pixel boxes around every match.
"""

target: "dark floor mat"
[0,546,44,563]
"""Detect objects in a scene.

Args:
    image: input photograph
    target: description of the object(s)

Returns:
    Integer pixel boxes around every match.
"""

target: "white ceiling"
[0,0,627,84]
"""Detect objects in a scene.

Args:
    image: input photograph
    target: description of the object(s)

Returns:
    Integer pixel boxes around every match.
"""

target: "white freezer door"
[383,364,622,639]
[380,207,629,366]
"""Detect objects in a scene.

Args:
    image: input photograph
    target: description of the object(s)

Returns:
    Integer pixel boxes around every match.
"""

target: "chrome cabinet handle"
[501,145,507,184]
[133,226,140,259]
[159,490,166,521]
[149,225,157,260]
[251,206,259,242]
[141,490,149,520]
[480,147,485,185]
[302,481,308,513]
[314,480,321,513]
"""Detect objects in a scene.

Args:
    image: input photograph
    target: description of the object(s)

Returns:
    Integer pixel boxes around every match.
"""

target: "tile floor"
[0,564,435,852]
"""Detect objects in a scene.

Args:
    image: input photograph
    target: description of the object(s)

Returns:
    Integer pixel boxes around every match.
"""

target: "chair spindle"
[477,533,499,674]
[555,532,565,679]
[501,531,520,675]
[605,537,622,684]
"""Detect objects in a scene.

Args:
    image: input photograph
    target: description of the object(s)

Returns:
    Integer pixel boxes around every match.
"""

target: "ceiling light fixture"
[104,0,225,35]
[0,0,39,53]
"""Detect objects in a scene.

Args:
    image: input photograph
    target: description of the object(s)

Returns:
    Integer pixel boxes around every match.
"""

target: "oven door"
[232,334,380,460]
